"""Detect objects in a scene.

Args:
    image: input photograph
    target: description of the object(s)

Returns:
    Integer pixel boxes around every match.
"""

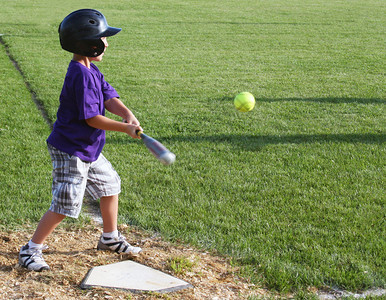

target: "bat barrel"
[137,130,176,165]
[158,151,176,165]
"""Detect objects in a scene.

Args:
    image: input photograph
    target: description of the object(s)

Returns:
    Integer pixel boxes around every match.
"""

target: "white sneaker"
[97,232,142,255]
[19,244,50,271]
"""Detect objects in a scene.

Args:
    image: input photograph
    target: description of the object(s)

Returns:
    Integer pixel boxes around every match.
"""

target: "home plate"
[80,260,192,293]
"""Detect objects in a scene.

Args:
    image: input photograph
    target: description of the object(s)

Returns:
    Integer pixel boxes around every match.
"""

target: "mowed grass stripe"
[0,40,52,225]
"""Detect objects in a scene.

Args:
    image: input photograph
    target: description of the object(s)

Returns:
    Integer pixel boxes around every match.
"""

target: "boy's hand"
[126,123,142,139]
[124,115,140,126]
[123,113,142,139]
[123,119,142,139]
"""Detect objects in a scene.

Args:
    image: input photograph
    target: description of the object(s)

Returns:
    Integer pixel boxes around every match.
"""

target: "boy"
[19,9,142,271]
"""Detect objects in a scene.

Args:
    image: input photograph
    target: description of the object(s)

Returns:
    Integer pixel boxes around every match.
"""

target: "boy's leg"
[19,210,65,271]
[100,194,118,233]
[31,210,66,244]
[98,194,141,255]
[87,153,141,255]
[21,144,87,271]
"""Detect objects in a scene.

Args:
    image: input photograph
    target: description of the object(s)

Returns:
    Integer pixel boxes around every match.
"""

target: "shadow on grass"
[172,133,385,150]
[108,133,385,152]
[219,96,385,104]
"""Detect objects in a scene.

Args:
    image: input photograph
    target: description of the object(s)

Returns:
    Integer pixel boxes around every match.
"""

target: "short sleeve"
[101,73,120,101]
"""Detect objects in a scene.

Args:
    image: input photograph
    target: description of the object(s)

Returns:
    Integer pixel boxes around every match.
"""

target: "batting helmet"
[58,9,121,57]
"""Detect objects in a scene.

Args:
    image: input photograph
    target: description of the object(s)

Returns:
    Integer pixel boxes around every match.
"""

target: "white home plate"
[81,260,192,293]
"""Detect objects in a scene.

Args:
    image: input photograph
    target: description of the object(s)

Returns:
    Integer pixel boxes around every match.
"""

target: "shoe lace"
[116,234,130,244]
[117,234,139,249]
[30,245,48,262]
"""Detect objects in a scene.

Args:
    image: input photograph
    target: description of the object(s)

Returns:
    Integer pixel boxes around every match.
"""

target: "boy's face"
[91,37,108,62]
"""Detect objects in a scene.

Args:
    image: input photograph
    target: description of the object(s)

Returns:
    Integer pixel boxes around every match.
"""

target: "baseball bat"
[136,130,176,165]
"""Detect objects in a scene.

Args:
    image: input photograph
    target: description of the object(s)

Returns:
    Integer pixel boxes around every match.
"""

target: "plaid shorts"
[47,144,121,218]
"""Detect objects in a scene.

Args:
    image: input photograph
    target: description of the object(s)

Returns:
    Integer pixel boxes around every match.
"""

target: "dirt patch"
[0,224,270,299]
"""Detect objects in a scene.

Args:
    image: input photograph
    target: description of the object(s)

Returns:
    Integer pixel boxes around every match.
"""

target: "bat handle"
[135,129,143,137]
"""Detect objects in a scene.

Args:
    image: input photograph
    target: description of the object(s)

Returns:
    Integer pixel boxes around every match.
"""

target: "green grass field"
[0,0,384,296]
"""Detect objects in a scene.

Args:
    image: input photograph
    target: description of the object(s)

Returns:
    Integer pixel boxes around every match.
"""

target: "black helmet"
[59,9,121,57]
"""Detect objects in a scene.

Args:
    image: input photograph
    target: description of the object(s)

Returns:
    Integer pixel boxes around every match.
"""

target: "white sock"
[28,240,43,249]
[102,230,119,239]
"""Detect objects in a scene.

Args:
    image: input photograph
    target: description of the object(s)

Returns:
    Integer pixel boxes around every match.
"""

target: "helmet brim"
[99,26,121,38]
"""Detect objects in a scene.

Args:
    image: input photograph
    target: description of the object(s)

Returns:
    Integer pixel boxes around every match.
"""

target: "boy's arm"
[104,97,140,126]
[85,115,141,139]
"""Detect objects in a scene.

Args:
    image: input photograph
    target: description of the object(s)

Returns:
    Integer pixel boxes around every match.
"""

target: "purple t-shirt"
[47,61,119,162]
